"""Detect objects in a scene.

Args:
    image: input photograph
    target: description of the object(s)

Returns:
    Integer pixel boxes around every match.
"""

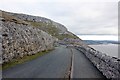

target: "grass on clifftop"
[28,21,59,36]
[1,11,28,25]
[27,21,78,40]
[57,34,79,40]
[2,49,53,70]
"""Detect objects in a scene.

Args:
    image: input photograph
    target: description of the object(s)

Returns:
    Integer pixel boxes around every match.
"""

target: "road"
[3,45,106,79]
[72,48,105,78]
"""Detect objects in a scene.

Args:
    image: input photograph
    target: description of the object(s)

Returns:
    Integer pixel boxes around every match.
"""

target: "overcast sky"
[0,0,119,35]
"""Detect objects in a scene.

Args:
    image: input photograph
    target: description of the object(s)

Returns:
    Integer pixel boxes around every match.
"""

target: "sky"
[0,0,119,40]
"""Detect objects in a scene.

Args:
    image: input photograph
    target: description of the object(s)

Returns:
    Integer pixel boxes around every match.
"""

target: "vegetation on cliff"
[2,49,53,69]
[1,10,82,69]
[1,10,79,40]
[28,21,79,40]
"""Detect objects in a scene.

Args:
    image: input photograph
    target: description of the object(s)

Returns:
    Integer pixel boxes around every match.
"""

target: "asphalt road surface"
[3,45,106,78]
[72,48,106,78]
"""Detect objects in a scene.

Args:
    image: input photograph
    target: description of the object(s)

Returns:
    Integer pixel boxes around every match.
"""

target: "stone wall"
[75,46,120,79]
[1,20,55,63]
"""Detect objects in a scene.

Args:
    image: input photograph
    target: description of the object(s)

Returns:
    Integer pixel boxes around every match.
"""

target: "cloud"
[0,0,118,35]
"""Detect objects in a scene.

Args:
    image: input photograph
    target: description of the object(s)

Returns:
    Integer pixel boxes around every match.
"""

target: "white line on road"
[70,48,74,79]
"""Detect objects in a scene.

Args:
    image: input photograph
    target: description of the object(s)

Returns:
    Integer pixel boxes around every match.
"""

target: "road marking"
[64,48,74,80]
[70,48,74,79]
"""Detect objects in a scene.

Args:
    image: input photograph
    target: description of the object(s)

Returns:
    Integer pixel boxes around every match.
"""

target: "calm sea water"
[77,35,119,58]
[89,44,119,58]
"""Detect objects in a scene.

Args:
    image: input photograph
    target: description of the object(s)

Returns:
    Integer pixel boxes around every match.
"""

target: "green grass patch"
[27,21,59,36]
[27,21,78,39]
[2,49,53,70]
[1,11,28,25]
[26,21,79,40]
[0,65,2,70]
[58,34,78,40]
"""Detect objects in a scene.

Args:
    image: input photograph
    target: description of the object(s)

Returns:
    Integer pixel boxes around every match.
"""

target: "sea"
[89,44,119,58]
[78,35,119,58]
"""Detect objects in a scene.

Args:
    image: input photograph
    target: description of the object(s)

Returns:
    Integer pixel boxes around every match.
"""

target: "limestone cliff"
[1,11,56,63]
[3,11,79,40]
[0,10,83,63]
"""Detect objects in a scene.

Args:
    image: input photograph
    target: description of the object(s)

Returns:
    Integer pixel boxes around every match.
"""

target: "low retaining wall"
[75,46,120,79]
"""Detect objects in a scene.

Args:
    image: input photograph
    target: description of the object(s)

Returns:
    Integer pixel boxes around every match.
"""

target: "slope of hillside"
[1,10,84,63]
[4,11,79,40]
[1,11,56,63]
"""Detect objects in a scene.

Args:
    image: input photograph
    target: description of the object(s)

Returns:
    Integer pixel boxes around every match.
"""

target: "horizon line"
[77,34,118,35]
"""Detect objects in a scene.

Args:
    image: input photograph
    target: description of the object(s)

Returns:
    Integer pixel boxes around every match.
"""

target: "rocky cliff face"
[8,12,68,33]
[0,10,83,63]
[1,11,56,63]
[4,11,79,40]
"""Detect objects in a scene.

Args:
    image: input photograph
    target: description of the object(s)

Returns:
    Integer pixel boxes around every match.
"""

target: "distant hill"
[84,40,119,45]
